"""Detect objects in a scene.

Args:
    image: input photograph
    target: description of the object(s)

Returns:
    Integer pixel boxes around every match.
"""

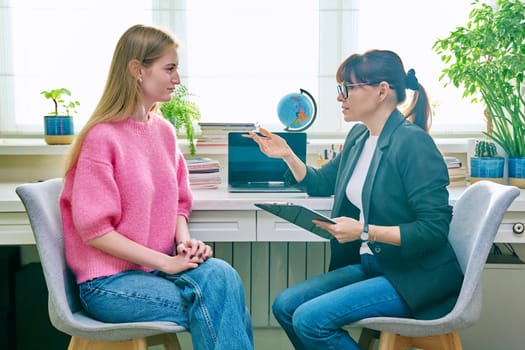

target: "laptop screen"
[228,131,307,186]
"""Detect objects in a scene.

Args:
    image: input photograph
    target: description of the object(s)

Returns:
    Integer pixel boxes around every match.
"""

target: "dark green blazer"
[286,110,463,319]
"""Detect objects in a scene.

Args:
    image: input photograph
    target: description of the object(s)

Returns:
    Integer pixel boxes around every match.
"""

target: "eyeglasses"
[337,82,378,99]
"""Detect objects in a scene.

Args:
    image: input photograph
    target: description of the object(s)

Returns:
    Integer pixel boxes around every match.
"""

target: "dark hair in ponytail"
[336,49,432,132]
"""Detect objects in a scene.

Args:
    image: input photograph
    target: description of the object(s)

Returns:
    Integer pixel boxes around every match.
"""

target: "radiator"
[209,242,331,327]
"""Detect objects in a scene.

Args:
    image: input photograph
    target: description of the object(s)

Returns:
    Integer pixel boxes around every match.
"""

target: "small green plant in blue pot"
[470,140,504,184]
[41,88,80,145]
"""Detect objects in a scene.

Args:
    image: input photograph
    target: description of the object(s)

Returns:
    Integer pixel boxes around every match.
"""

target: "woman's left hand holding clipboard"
[313,216,363,243]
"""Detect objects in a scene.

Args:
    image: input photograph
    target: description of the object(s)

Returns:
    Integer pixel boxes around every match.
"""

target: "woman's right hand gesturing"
[247,127,308,182]
[247,127,293,159]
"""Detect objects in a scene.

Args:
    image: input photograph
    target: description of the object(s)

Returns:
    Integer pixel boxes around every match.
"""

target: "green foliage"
[160,85,201,156]
[475,140,498,158]
[432,0,525,157]
[41,88,80,116]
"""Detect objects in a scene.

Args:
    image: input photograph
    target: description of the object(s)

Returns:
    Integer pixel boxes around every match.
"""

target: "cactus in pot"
[475,140,497,158]
[470,140,504,183]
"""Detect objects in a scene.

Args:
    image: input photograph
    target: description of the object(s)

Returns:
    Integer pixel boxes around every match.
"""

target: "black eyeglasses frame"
[337,81,394,99]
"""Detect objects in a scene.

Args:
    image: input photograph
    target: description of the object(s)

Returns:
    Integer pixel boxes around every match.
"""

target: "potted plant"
[470,140,504,184]
[41,88,80,145]
[432,0,525,186]
[159,84,201,156]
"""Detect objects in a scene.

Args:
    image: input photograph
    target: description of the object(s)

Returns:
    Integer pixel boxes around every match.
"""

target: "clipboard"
[254,202,335,240]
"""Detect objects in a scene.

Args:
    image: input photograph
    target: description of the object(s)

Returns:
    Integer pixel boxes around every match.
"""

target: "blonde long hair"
[64,24,179,174]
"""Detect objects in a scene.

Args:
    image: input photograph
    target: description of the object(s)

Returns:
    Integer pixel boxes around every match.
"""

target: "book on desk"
[187,157,221,189]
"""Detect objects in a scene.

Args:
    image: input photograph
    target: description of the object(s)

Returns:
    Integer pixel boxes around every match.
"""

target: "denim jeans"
[272,254,412,350]
[79,258,253,350]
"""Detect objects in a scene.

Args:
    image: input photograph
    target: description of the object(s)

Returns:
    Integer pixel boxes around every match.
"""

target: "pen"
[248,181,284,186]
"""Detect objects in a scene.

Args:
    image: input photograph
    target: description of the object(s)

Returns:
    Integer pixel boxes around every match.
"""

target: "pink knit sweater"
[60,113,192,283]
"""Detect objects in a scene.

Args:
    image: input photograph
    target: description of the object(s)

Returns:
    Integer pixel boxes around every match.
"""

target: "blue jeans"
[272,254,412,350]
[79,258,253,350]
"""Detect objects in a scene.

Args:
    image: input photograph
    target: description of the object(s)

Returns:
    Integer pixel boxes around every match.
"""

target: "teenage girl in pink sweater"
[59,24,253,349]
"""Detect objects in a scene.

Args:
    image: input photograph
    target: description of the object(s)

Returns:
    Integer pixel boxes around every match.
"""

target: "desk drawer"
[189,211,256,242]
[256,211,331,242]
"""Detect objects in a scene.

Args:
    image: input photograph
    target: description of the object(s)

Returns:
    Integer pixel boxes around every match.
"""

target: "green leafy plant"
[432,0,525,158]
[160,84,201,156]
[41,88,80,116]
[475,140,498,158]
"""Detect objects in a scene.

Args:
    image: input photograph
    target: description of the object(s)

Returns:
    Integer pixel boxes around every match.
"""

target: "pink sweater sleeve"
[68,132,123,242]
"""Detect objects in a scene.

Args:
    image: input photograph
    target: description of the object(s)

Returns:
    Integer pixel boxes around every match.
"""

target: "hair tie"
[406,69,419,90]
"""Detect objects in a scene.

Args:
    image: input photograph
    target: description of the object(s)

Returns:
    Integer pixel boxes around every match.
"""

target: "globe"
[277,89,317,131]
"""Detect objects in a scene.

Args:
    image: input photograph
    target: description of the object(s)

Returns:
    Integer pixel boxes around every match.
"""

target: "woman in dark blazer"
[248,50,463,350]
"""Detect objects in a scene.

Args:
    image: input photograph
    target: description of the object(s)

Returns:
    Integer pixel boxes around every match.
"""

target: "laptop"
[228,131,307,193]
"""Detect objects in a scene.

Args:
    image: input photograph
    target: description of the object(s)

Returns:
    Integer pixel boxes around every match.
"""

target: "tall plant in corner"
[160,84,201,156]
[432,0,525,158]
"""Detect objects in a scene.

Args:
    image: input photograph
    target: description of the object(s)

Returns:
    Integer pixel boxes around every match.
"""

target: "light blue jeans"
[79,258,253,350]
[272,254,412,350]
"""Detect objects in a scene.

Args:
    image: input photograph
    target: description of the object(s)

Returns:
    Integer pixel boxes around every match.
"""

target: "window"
[183,0,319,131]
[1,0,487,137]
[1,0,153,134]
[182,0,486,136]
[356,0,487,134]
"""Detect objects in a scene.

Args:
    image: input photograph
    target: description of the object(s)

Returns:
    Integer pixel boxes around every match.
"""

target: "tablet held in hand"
[254,202,335,240]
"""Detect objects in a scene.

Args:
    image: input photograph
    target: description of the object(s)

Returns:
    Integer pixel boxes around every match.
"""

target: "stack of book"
[186,158,222,189]
[197,122,259,148]
[445,156,467,187]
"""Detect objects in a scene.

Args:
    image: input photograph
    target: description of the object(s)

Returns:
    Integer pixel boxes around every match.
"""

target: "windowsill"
[0,138,71,155]
[0,137,471,156]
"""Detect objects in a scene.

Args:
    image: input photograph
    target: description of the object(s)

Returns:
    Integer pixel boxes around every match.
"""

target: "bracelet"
[370,225,377,243]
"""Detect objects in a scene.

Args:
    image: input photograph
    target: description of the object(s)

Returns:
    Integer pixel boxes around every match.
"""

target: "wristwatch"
[360,223,369,241]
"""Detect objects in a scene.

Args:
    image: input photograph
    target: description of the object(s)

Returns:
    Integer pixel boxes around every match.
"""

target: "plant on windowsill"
[432,0,525,187]
[41,88,80,145]
[470,140,504,184]
[159,84,201,156]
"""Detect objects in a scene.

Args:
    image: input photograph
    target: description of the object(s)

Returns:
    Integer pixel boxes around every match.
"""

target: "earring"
[138,77,143,84]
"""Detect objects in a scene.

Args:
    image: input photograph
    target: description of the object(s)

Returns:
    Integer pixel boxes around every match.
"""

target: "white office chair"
[16,178,186,350]
[354,180,520,350]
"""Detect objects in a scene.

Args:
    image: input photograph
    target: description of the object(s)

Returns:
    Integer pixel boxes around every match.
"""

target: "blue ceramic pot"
[508,157,525,188]
[470,157,504,178]
[508,157,525,178]
[44,115,74,145]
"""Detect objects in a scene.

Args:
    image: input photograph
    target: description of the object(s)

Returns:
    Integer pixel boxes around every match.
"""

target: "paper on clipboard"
[254,202,335,240]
